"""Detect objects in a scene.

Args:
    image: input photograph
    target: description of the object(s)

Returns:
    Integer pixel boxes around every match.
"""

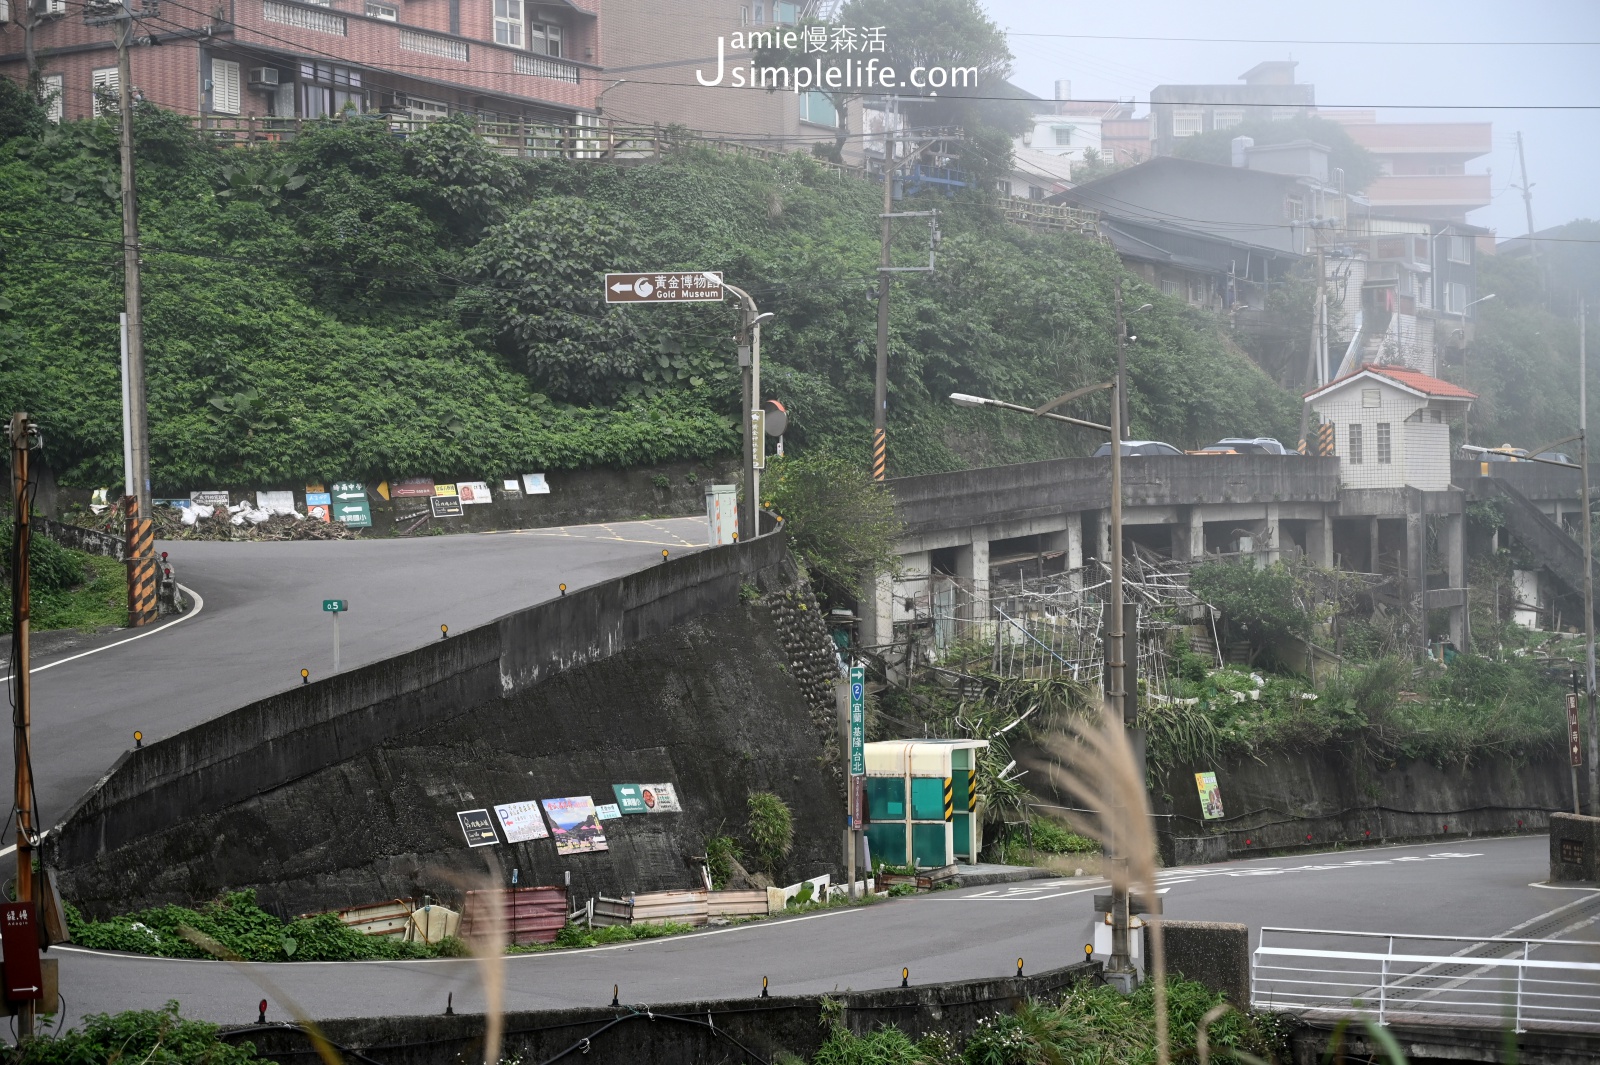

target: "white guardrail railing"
[1251,926,1600,1033]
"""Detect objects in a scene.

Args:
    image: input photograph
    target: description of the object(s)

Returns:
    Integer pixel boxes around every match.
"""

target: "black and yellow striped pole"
[872,426,887,482]
[967,773,977,813]
[942,776,954,821]
[125,496,157,626]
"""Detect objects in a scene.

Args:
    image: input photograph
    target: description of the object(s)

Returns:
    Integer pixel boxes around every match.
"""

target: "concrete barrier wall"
[232,963,1099,1065]
[50,532,792,886]
[888,455,1340,538]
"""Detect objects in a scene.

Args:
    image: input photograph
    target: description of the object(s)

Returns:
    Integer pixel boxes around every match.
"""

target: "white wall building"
[1304,364,1476,491]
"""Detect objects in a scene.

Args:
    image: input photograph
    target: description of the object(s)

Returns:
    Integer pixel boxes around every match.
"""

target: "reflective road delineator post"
[322,599,347,673]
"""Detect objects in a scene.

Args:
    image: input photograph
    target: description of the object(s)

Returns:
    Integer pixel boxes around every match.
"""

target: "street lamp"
[1112,282,1153,438]
[710,273,773,540]
[1464,293,1496,312]
[948,382,1139,983]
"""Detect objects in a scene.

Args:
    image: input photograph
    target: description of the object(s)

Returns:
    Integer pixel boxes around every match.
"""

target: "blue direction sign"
[849,665,865,777]
[330,482,372,528]
[323,599,347,613]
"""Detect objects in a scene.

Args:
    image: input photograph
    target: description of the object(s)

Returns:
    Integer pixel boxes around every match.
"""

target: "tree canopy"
[1171,114,1381,194]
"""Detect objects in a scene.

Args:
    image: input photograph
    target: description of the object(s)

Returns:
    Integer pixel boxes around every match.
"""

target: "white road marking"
[0,582,205,684]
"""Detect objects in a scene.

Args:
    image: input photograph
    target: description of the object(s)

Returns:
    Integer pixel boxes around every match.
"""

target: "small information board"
[0,902,42,1000]
[604,271,723,304]
[430,495,464,518]
[331,482,372,528]
[457,809,499,847]
[612,783,649,814]
[323,599,347,613]
[849,665,866,777]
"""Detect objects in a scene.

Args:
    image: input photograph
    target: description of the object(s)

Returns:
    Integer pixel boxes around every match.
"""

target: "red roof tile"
[1307,364,1477,400]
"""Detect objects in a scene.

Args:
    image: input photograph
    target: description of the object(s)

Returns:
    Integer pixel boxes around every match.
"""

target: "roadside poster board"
[430,494,463,518]
[257,490,296,516]
[612,783,648,814]
[640,783,681,813]
[191,490,230,506]
[457,480,493,505]
[595,803,622,820]
[501,479,522,496]
[331,482,372,527]
[392,477,435,498]
[523,473,550,495]
[0,903,41,1000]
[493,800,551,844]
[457,808,499,847]
[1195,772,1225,820]
[305,491,332,522]
[542,796,608,854]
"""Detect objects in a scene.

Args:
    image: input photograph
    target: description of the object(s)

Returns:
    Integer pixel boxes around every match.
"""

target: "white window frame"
[1212,108,1245,131]
[43,0,65,14]
[529,20,561,56]
[366,1,397,18]
[41,74,63,122]
[0,0,10,23]
[493,0,523,48]
[798,89,839,128]
[92,67,119,118]
[1446,281,1468,314]
[1051,125,1074,146]
[1448,234,1472,264]
[1172,109,1203,138]
[1348,424,1363,465]
[1376,423,1392,465]
[1161,278,1180,297]
[1362,388,1382,408]
[211,58,241,115]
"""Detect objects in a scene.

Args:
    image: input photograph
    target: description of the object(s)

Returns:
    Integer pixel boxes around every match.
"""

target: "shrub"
[14,1000,265,1064]
[747,791,794,880]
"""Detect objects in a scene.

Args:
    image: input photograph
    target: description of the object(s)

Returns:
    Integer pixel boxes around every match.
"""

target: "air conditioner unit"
[248,67,280,87]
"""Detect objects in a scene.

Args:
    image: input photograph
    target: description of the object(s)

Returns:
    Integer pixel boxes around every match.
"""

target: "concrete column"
[858,567,895,653]
[1405,496,1426,657]
[1066,517,1084,590]
[954,536,989,629]
[1447,512,1467,650]
[1306,513,1334,569]
[1263,504,1281,565]
[1188,508,1206,564]
[1096,509,1112,569]
[1369,517,1381,574]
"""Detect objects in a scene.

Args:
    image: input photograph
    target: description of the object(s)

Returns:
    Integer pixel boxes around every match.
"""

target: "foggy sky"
[983,0,1600,237]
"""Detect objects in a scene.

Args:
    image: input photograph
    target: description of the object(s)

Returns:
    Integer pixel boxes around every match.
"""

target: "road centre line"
[0,583,205,685]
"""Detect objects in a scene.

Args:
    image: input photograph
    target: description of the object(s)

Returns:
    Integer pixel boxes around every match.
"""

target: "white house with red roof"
[1305,364,1477,492]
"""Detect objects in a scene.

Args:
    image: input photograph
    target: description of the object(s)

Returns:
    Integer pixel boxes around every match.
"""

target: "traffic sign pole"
[848,664,866,901]
[323,600,347,674]
[1570,682,1583,815]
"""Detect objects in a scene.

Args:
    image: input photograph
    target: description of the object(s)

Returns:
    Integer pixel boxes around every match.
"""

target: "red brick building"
[1,0,602,128]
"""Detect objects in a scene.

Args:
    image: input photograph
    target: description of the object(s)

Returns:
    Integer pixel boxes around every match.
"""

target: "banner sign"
[542,796,608,854]
[494,800,551,844]
[457,808,499,847]
[1195,772,1225,820]
[392,477,436,498]
[640,783,681,813]
[523,473,550,495]
[305,491,332,522]
[256,490,296,516]
[330,482,372,527]
[849,665,866,777]
[612,783,649,814]
[457,480,493,505]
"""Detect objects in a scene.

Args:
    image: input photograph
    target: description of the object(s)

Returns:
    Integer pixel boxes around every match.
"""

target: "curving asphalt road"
[44,835,1595,1030]
[2,518,711,829]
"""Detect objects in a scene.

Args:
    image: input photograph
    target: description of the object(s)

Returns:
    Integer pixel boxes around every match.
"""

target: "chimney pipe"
[1231,135,1255,168]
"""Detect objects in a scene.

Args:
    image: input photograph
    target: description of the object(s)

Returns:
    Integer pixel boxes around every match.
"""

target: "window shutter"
[45,0,66,13]
[92,67,119,118]
[43,74,63,122]
[213,59,240,114]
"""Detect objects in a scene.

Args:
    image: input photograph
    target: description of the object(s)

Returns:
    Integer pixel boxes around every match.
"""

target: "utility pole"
[720,279,767,540]
[1113,280,1129,439]
[8,412,40,1039]
[872,121,894,480]
[100,1,156,625]
[1298,240,1326,449]
[21,0,45,97]
[1514,132,1543,299]
[1583,297,1596,813]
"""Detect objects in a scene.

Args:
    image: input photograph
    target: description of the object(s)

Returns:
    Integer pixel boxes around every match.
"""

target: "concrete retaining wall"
[1550,812,1600,882]
[49,531,842,916]
[229,963,1099,1065]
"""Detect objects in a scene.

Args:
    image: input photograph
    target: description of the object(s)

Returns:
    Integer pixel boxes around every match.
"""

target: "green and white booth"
[863,739,989,869]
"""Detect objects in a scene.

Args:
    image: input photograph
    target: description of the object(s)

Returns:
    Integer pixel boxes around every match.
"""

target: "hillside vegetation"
[0,91,1296,490]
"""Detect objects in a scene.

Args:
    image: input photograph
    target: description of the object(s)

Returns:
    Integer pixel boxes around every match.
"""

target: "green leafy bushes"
[747,791,795,879]
[0,530,127,634]
[13,1001,266,1064]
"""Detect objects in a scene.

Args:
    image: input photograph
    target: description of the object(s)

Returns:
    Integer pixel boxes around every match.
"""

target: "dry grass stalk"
[176,926,344,1065]
[1034,699,1169,1065]
[436,857,511,1065]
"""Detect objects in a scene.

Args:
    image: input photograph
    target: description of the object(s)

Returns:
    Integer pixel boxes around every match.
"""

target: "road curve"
[11,518,710,828]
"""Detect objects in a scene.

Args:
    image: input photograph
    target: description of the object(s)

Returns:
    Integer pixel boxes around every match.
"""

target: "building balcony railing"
[1364,173,1493,208]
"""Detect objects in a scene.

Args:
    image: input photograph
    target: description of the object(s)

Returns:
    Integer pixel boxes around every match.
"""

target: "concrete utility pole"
[8,412,40,1039]
[105,5,156,625]
[1516,132,1537,254]
[719,279,768,539]
[1583,298,1596,813]
[873,121,893,481]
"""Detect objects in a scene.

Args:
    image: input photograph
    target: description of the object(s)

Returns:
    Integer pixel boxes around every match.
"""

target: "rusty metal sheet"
[298,898,416,939]
[707,889,769,918]
[459,886,568,945]
[592,896,632,927]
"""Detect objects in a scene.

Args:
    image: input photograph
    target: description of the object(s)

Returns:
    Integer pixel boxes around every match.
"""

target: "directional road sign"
[849,665,866,777]
[323,599,347,613]
[1,902,41,1000]
[1569,692,1583,767]
[604,271,723,304]
[330,482,372,528]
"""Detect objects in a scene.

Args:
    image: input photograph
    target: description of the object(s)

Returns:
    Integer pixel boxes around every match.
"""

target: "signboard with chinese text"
[604,271,724,303]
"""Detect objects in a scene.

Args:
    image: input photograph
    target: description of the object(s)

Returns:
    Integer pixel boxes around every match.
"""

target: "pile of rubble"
[149,505,359,542]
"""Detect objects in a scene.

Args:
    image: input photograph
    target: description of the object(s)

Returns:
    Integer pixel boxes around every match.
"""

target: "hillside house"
[1305,364,1475,492]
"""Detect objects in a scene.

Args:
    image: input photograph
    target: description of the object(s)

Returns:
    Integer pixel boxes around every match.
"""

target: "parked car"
[1197,436,1298,456]
[1091,440,1184,457]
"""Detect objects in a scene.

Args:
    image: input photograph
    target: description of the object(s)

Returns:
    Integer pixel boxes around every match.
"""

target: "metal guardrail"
[1252,926,1600,1033]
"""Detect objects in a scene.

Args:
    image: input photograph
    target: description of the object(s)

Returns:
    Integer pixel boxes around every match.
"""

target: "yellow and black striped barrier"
[871,427,887,481]
[942,776,953,821]
[967,773,978,812]
[1315,422,1334,457]
[125,497,158,627]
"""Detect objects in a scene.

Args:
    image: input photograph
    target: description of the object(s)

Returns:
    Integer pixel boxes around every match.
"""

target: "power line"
[1002,31,1600,47]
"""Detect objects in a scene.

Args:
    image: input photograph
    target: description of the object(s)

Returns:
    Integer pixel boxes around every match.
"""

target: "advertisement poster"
[594,803,622,820]
[256,491,296,516]
[493,800,551,844]
[522,473,550,495]
[501,479,522,495]
[304,491,332,522]
[1195,772,1225,820]
[612,783,648,814]
[541,796,608,854]
[457,480,493,505]
[640,783,682,813]
[434,483,458,497]
[457,808,499,847]
[392,477,435,498]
